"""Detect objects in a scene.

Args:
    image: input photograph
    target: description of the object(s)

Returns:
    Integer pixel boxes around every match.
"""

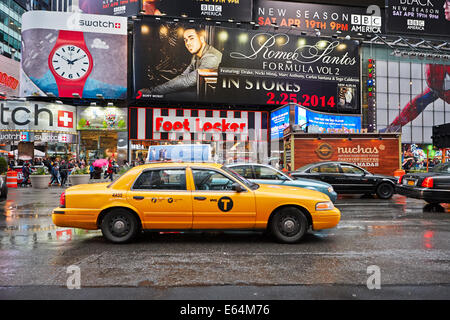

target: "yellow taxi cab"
[52,162,340,243]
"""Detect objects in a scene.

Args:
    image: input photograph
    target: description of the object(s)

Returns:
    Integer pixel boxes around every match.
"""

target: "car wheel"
[270,207,307,243]
[100,209,140,244]
[376,183,394,199]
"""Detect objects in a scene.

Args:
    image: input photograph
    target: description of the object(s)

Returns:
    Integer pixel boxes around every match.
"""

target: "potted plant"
[70,167,91,185]
[30,167,51,189]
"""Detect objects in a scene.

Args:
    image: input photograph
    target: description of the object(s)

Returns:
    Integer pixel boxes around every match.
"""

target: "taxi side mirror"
[232,182,244,192]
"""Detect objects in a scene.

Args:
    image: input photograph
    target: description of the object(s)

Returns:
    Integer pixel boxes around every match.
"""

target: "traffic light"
[432,123,450,149]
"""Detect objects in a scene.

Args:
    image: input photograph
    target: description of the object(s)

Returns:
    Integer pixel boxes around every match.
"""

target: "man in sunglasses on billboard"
[147,27,222,99]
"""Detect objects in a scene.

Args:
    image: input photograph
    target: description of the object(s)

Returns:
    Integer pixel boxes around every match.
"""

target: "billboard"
[146,144,211,162]
[78,0,140,16]
[78,0,253,20]
[254,0,384,37]
[270,106,290,140]
[386,0,450,36]
[0,55,20,98]
[77,106,127,131]
[301,108,362,133]
[133,21,361,114]
[20,11,128,99]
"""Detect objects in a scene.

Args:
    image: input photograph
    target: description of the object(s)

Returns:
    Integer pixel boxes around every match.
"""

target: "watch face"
[50,45,91,80]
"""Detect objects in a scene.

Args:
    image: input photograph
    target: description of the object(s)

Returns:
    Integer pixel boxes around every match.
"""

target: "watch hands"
[69,55,87,64]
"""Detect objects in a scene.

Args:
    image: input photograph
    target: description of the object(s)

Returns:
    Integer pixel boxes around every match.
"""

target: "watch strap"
[50,30,91,98]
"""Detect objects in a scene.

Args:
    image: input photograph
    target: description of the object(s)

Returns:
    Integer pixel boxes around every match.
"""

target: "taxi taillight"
[421,177,434,188]
[60,192,66,208]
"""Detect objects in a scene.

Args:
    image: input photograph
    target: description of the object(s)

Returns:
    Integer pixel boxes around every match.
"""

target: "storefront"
[77,105,128,164]
[0,100,77,161]
[283,131,401,176]
[128,107,269,164]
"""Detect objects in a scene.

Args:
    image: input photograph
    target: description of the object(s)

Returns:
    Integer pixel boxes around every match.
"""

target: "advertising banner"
[146,144,211,162]
[291,136,401,175]
[270,106,290,140]
[385,0,450,36]
[77,0,252,20]
[78,0,140,17]
[0,55,20,98]
[297,107,362,133]
[0,101,77,133]
[77,106,127,131]
[254,0,383,36]
[20,11,127,99]
[134,21,361,114]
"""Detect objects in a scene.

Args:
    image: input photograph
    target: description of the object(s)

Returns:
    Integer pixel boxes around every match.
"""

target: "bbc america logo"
[200,4,223,16]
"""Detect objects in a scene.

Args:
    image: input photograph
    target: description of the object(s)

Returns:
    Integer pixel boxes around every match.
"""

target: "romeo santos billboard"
[20,11,128,99]
[133,20,361,114]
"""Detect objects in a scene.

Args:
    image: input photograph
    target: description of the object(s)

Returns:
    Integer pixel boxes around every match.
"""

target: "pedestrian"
[50,161,60,186]
[104,158,114,181]
[21,162,31,187]
[60,160,68,187]
[89,162,95,179]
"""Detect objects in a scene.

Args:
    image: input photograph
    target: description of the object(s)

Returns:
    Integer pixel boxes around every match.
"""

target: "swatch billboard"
[133,20,361,114]
[20,11,128,99]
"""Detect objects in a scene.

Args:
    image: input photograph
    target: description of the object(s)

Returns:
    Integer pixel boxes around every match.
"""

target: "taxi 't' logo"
[315,143,333,160]
[218,197,233,212]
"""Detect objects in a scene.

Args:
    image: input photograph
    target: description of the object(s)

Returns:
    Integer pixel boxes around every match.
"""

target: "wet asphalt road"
[0,186,449,300]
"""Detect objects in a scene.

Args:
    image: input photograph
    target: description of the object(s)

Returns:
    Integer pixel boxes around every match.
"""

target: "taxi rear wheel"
[100,209,139,243]
[270,207,307,243]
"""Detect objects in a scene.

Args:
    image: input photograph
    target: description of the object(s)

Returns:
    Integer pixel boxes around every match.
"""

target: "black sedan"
[290,161,397,199]
[396,162,450,205]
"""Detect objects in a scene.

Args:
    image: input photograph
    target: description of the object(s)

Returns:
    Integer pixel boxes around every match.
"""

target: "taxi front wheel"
[100,209,139,243]
[270,207,307,243]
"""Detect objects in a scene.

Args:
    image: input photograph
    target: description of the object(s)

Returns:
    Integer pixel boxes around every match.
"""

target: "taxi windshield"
[221,166,259,190]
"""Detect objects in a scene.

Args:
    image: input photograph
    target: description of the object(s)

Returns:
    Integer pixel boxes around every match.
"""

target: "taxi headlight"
[315,201,334,211]
[327,186,334,193]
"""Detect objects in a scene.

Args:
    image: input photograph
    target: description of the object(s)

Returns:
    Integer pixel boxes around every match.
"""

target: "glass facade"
[0,0,25,61]
[362,45,450,144]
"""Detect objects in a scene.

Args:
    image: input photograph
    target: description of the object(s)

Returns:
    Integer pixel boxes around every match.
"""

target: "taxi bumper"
[52,207,99,230]
[311,207,341,230]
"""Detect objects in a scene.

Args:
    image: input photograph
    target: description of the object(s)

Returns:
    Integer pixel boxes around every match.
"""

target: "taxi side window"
[192,169,234,191]
[133,169,186,190]
[231,166,254,179]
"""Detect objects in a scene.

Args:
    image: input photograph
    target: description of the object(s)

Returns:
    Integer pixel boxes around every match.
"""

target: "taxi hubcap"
[113,220,125,231]
[279,215,299,236]
[283,219,296,233]
[110,216,130,236]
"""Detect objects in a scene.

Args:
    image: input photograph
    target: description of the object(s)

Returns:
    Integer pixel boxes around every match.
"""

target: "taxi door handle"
[133,196,144,200]
[194,196,207,201]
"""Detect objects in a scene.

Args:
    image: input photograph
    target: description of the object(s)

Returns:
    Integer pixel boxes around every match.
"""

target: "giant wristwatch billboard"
[20,11,128,99]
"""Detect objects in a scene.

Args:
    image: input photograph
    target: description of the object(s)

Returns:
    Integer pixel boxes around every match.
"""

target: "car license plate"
[407,180,415,186]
